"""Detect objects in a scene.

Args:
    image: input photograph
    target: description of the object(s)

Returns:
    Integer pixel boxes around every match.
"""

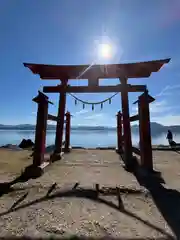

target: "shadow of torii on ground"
[0,181,173,239]
[133,166,180,239]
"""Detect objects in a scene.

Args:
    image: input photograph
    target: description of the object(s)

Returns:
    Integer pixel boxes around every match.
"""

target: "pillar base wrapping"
[50,152,64,162]
[115,147,123,154]
[64,146,72,153]
[23,162,50,179]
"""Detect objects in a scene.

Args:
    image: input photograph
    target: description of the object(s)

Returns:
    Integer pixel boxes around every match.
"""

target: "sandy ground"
[0,148,32,181]
[0,148,179,239]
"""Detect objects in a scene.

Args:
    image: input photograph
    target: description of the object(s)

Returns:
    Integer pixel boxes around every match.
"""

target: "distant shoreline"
[1,122,180,135]
[0,127,116,131]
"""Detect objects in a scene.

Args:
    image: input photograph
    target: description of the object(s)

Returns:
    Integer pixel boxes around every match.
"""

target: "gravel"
[0,149,176,239]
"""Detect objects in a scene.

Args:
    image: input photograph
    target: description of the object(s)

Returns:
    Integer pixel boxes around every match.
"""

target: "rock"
[1,144,22,151]
[45,141,65,153]
[19,139,34,149]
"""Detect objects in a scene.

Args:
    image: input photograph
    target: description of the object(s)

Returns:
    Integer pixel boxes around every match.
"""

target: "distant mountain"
[0,124,36,130]
[0,124,115,131]
[131,122,180,136]
[0,122,180,135]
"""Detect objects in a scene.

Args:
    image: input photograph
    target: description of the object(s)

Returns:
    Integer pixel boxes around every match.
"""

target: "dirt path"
[0,149,175,238]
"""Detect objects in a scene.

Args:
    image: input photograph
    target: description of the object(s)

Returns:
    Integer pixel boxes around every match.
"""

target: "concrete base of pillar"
[50,152,64,162]
[141,167,157,175]
[115,147,123,154]
[136,166,158,178]
[64,146,72,153]
[122,155,137,173]
[23,162,50,179]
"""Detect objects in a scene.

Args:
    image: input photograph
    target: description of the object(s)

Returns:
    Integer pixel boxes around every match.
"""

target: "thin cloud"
[152,114,180,126]
[149,100,180,115]
[150,100,170,114]
[71,112,115,127]
[131,100,179,118]
[131,100,170,115]
[84,113,103,120]
[156,84,180,97]
[74,109,89,116]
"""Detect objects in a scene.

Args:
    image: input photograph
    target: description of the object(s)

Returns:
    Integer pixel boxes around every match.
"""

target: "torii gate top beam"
[23,58,170,80]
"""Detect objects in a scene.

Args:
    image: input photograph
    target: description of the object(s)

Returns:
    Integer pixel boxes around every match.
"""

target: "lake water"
[0,129,180,147]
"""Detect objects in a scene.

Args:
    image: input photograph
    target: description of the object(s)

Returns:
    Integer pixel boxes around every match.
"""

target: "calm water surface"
[0,129,179,147]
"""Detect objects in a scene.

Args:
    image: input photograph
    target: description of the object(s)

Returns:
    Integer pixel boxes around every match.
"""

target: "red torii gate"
[24,58,170,169]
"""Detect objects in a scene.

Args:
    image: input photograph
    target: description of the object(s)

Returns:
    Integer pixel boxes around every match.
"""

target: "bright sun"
[98,43,112,59]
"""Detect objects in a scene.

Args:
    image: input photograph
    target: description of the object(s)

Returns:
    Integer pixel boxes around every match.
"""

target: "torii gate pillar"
[116,111,123,153]
[138,90,153,171]
[52,81,67,161]
[120,78,133,169]
[32,91,52,166]
[64,111,71,152]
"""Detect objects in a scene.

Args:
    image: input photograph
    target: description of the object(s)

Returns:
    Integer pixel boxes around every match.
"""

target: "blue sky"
[0,0,180,126]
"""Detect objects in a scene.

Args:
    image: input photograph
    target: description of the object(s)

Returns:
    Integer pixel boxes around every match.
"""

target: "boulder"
[19,139,34,149]
[1,144,22,151]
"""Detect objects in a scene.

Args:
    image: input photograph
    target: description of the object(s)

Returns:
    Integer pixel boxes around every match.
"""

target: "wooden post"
[116,111,122,153]
[32,91,51,166]
[116,187,123,209]
[64,111,71,152]
[53,81,67,160]
[120,78,132,168]
[138,90,153,171]
[95,184,99,197]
